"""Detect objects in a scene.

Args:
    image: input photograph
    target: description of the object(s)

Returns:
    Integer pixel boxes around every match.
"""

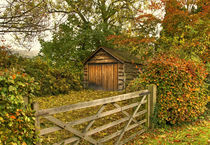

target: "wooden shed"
[83,47,141,91]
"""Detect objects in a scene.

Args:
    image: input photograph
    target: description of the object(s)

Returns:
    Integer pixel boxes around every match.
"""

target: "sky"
[0,0,54,56]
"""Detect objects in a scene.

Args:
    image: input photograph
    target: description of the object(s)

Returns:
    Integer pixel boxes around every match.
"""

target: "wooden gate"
[34,85,156,145]
[88,64,118,91]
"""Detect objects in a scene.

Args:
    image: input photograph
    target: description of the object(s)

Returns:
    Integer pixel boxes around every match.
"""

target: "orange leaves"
[12,74,16,80]
[22,73,26,77]
[128,54,208,125]
[10,115,16,119]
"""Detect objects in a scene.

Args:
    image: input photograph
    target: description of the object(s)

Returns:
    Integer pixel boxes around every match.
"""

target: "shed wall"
[84,49,124,91]
[84,49,140,91]
[124,63,140,87]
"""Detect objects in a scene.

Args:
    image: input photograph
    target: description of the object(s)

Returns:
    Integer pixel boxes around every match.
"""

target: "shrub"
[23,57,82,96]
[0,46,19,69]
[0,69,39,144]
[127,54,208,125]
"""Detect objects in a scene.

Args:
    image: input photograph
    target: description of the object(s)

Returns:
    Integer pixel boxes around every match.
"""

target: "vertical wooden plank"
[97,64,102,86]
[93,65,96,84]
[94,64,96,85]
[146,92,150,128]
[88,65,91,85]
[113,64,118,91]
[90,65,92,84]
[111,64,114,91]
[33,102,41,145]
[102,64,106,90]
[93,65,95,84]
[106,65,109,90]
[109,64,114,91]
[95,64,99,86]
[99,64,102,87]
[148,85,157,129]
[123,63,126,90]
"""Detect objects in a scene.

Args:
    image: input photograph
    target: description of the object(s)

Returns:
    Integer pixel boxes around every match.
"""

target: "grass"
[132,119,210,145]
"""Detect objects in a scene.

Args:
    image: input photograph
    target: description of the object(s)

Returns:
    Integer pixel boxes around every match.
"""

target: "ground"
[34,90,209,145]
[133,120,209,145]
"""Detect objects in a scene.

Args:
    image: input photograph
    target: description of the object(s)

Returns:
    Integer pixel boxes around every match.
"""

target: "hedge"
[127,54,208,125]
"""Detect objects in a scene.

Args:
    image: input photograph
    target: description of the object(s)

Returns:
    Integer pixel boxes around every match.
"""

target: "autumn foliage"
[127,54,208,125]
[0,69,39,144]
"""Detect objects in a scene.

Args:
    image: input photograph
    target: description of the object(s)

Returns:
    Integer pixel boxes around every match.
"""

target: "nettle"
[0,69,39,144]
[127,54,208,125]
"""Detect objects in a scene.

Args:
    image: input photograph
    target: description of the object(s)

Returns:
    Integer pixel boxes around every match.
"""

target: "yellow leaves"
[186,94,190,98]
[159,134,166,138]
[0,117,3,122]
[22,142,27,145]
[177,97,183,102]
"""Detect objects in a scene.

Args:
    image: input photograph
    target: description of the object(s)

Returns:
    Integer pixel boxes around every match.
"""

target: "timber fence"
[32,84,157,145]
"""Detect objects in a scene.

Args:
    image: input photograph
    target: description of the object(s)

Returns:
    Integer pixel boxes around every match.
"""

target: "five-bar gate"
[33,85,156,145]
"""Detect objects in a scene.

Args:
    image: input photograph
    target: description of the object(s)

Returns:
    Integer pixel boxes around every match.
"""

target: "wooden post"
[146,88,150,128]
[32,102,41,145]
[148,84,157,129]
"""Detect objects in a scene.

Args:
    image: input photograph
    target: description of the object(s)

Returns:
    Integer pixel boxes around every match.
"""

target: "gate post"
[148,84,157,128]
[32,102,41,145]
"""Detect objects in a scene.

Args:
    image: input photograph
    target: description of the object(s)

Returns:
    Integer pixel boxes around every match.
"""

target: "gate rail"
[33,85,156,145]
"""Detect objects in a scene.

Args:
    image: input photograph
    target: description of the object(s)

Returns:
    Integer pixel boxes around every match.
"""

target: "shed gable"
[87,49,119,64]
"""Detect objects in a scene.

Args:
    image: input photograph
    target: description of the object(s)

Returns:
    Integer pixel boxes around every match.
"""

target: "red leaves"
[173,139,181,142]
[10,115,16,119]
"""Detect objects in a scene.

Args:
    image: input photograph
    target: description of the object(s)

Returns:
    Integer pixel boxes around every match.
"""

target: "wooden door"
[88,64,118,91]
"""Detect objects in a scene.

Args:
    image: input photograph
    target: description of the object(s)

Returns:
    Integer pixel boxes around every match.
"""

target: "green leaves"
[0,69,39,144]
[22,57,82,96]
[40,0,138,69]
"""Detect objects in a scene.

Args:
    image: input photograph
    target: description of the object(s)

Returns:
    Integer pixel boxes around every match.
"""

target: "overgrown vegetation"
[0,0,209,144]
[0,45,82,144]
[0,47,83,96]
[127,54,208,126]
[0,69,39,144]
[22,57,82,96]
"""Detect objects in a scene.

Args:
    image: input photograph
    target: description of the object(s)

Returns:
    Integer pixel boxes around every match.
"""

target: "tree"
[107,0,163,59]
[40,0,139,68]
[0,0,51,35]
[108,0,209,63]
[157,0,209,63]
[0,0,56,49]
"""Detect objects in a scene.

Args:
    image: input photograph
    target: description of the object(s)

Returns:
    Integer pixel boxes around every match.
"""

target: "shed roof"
[83,47,141,64]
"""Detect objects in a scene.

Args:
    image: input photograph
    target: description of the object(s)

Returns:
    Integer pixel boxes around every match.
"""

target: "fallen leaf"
[159,134,166,138]
[173,140,181,142]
